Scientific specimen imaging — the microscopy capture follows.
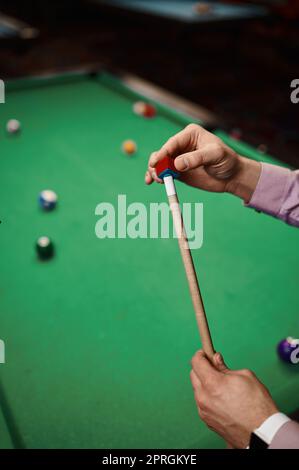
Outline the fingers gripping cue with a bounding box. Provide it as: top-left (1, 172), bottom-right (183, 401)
top-left (156, 156), bottom-right (215, 360)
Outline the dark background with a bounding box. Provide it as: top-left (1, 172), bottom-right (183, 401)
top-left (0, 0), bottom-right (298, 165)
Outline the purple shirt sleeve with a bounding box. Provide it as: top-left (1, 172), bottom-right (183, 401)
top-left (246, 162), bottom-right (299, 227)
top-left (269, 420), bottom-right (299, 449)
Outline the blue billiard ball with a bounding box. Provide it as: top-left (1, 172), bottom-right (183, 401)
top-left (38, 190), bottom-right (58, 211)
top-left (277, 337), bottom-right (299, 364)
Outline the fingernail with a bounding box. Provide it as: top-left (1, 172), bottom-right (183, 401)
top-left (216, 353), bottom-right (223, 364)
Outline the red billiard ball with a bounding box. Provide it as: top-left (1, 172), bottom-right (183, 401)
top-left (257, 144), bottom-right (268, 154)
top-left (229, 128), bottom-right (242, 141)
top-left (143, 103), bottom-right (156, 118)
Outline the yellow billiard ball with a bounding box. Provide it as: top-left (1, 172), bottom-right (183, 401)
top-left (122, 139), bottom-right (137, 155)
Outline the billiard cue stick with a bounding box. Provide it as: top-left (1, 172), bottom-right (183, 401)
top-left (163, 175), bottom-right (215, 360)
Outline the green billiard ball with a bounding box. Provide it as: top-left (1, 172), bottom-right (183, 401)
top-left (36, 236), bottom-right (54, 260)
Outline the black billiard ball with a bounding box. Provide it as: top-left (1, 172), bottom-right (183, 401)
top-left (277, 337), bottom-right (299, 364)
top-left (36, 236), bottom-right (54, 260)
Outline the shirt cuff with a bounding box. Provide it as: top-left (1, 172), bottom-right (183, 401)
top-left (254, 413), bottom-right (291, 445)
top-left (246, 162), bottom-right (291, 217)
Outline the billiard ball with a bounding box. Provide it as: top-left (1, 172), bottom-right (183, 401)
top-left (133, 101), bottom-right (146, 116)
top-left (122, 140), bottom-right (137, 155)
top-left (38, 189), bottom-right (58, 211)
top-left (277, 337), bottom-right (299, 364)
top-left (133, 101), bottom-right (156, 118)
top-left (143, 103), bottom-right (156, 118)
top-left (257, 144), bottom-right (268, 154)
top-left (36, 236), bottom-right (54, 260)
top-left (194, 2), bottom-right (212, 15)
top-left (6, 119), bottom-right (21, 134)
top-left (229, 128), bottom-right (242, 141)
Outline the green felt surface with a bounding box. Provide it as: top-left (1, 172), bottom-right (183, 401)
top-left (0, 403), bottom-right (13, 449)
top-left (0, 72), bottom-right (298, 449)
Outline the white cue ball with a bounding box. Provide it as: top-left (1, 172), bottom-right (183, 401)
top-left (133, 101), bottom-right (146, 116)
top-left (6, 119), bottom-right (21, 134)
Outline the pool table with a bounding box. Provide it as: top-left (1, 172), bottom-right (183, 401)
top-left (0, 69), bottom-right (298, 449)
top-left (94, 0), bottom-right (268, 24)
top-left (0, 13), bottom-right (37, 40)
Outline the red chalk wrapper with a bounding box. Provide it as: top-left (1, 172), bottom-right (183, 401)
top-left (155, 155), bottom-right (180, 180)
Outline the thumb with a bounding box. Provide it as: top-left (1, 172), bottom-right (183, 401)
top-left (191, 350), bottom-right (219, 386)
top-left (212, 352), bottom-right (230, 373)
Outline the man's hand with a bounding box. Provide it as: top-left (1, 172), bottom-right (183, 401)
top-left (190, 350), bottom-right (278, 448)
top-left (145, 124), bottom-right (261, 203)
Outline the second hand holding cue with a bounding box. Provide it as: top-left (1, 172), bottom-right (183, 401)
top-left (156, 156), bottom-right (215, 360)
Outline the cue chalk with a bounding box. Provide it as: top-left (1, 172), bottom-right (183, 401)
top-left (157, 157), bottom-right (215, 360)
